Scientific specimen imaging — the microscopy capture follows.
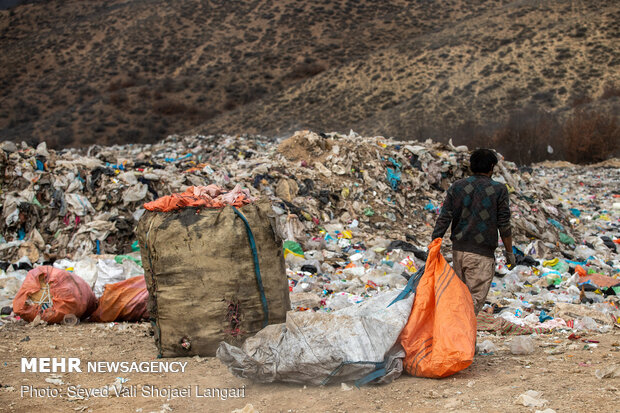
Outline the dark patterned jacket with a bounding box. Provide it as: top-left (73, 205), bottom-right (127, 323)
top-left (431, 174), bottom-right (511, 258)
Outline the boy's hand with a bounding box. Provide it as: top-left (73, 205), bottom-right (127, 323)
top-left (505, 251), bottom-right (516, 267)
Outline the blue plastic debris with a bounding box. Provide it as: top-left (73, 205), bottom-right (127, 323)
top-left (106, 162), bottom-right (125, 170)
top-left (387, 157), bottom-right (401, 168)
top-left (164, 153), bottom-right (193, 163)
top-left (386, 167), bottom-right (401, 190)
top-left (547, 218), bottom-right (565, 231)
top-left (539, 310), bottom-right (553, 323)
top-left (424, 202), bottom-right (440, 213)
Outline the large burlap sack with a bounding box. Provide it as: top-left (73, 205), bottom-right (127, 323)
top-left (13, 266), bottom-right (97, 324)
top-left (137, 200), bottom-right (290, 357)
top-left (90, 275), bottom-right (149, 322)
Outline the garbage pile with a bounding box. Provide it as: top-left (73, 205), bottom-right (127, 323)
top-left (0, 131), bottom-right (618, 333)
top-left (483, 163), bottom-right (620, 334)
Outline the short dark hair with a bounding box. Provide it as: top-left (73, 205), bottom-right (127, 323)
top-left (470, 149), bottom-right (498, 173)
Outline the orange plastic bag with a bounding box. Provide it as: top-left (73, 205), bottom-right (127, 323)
top-left (398, 238), bottom-right (476, 378)
top-left (90, 276), bottom-right (149, 322)
top-left (575, 265), bottom-right (587, 277)
top-left (13, 266), bottom-right (97, 324)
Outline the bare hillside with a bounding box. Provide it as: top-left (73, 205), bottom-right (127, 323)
top-left (0, 0), bottom-right (618, 160)
top-left (195, 1), bottom-right (620, 142)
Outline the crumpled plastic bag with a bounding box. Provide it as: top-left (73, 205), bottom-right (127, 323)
top-left (65, 193), bottom-right (95, 216)
top-left (510, 335), bottom-right (535, 355)
top-left (274, 214), bottom-right (306, 242)
top-left (75, 220), bottom-right (117, 241)
top-left (73, 257), bottom-right (98, 289)
top-left (217, 289), bottom-right (414, 385)
top-left (90, 275), bottom-right (149, 322)
top-left (516, 390), bottom-right (548, 407)
top-left (0, 270), bottom-right (27, 297)
top-left (477, 340), bottom-right (497, 354)
top-left (595, 364), bottom-right (620, 379)
top-left (122, 183), bottom-right (148, 205)
top-left (94, 259), bottom-right (127, 297)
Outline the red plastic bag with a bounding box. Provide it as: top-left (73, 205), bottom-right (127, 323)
top-left (90, 276), bottom-right (149, 322)
top-left (13, 266), bottom-right (97, 324)
top-left (398, 238), bottom-right (476, 378)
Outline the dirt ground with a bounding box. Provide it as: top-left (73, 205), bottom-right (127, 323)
top-left (1, 321), bottom-right (618, 413)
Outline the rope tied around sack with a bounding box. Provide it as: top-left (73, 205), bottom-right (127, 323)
top-left (30, 282), bottom-right (53, 311)
top-left (232, 206), bottom-right (269, 328)
top-left (321, 360), bottom-right (386, 387)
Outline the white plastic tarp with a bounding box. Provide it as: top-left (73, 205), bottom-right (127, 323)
top-left (217, 288), bottom-right (414, 385)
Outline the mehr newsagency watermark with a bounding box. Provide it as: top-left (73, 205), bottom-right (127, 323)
top-left (21, 384), bottom-right (246, 400)
top-left (19, 358), bottom-right (246, 400)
